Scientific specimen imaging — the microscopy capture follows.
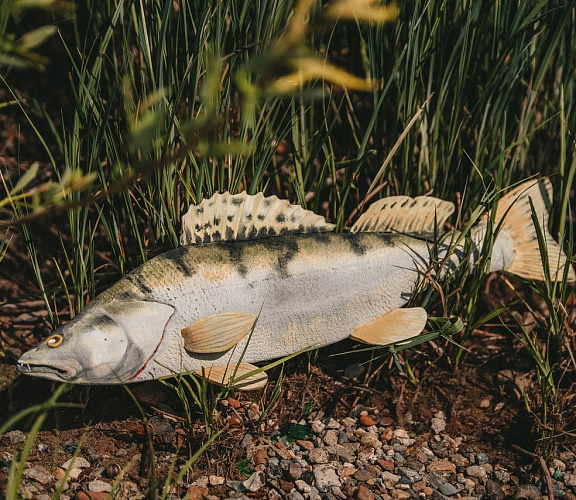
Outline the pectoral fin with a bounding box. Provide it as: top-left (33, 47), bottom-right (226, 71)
top-left (197, 362), bottom-right (268, 391)
top-left (181, 312), bottom-right (256, 353)
top-left (350, 307), bottom-right (427, 345)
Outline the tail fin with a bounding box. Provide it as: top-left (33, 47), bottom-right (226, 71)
top-left (494, 178), bottom-right (575, 282)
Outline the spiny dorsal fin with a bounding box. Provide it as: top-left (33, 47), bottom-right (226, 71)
top-left (181, 312), bottom-right (256, 354)
top-left (350, 195), bottom-right (455, 234)
top-left (492, 178), bottom-right (576, 282)
top-left (350, 307), bottom-right (427, 345)
top-left (197, 362), bottom-right (268, 391)
top-left (180, 192), bottom-right (336, 245)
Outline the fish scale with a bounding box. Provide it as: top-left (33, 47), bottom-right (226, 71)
top-left (17, 180), bottom-right (575, 386)
top-left (121, 232), bottom-right (425, 381)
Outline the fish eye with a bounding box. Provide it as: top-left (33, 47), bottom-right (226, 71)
top-left (46, 334), bottom-right (63, 347)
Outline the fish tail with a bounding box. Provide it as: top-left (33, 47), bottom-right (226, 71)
top-left (488, 178), bottom-right (575, 282)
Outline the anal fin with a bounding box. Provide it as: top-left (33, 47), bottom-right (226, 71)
top-left (350, 307), bottom-right (427, 345)
top-left (197, 362), bottom-right (268, 391)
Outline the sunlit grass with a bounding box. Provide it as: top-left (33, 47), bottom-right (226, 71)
top-left (1, 0), bottom-right (576, 484)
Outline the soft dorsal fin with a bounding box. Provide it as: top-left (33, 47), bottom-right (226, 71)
top-left (351, 195), bottom-right (454, 234)
top-left (350, 307), bottom-right (427, 345)
top-left (197, 362), bottom-right (268, 391)
top-left (180, 192), bottom-right (336, 245)
top-left (181, 312), bottom-right (256, 353)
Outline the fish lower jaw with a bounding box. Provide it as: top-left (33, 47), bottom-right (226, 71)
top-left (16, 360), bottom-right (81, 382)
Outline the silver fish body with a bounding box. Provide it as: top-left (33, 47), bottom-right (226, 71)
top-left (17, 180), bottom-right (575, 385)
top-left (18, 232), bottom-right (434, 383)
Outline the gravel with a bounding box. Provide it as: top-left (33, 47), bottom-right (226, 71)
top-left (3, 401), bottom-right (576, 499)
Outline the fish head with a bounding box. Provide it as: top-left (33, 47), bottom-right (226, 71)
top-left (17, 300), bottom-right (174, 384)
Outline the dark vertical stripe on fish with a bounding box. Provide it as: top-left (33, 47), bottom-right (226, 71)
top-left (226, 244), bottom-right (249, 277)
top-left (275, 238), bottom-right (299, 278)
top-left (170, 249), bottom-right (198, 277)
top-left (125, 274), bottom-right (153, 295)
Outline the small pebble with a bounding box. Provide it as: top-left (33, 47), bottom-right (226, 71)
top-left (63, 441), bottom-right (79, 454)
top-left (380, 427), bottom-right (393, 441)
top-left (288, 489), bottom-right (305, 500)
top-left (412, 480), bottom-right (426, 492)
top-left (308, 448), bottom-right (329, 464)
top-left (288, 462), bottom-right (302, 481)
top-left (326, 418), bottom-right (340, 429)
top-left (390, 489), bottom-right (410, 499)
top-left (338, 430), bottom-right (349, 444)
top-left (430, 411), bottom-right (446, 435)
top-left (196, 476), bottom-right (209, 487)
top-left (381, 471), bottom-right (401, 488)
top-left (75, 492), bottom-right (110, 500)
top-left (253, 448), bottom-right (268, 466)
top-left (451, 453), bottom-right (468, 467)
top-left (87, 480), bottom-right (112, 493)
top-left (226, 480), bottom-right (244, 492)
top-left (486, 479), bottom-right (505, 499)
top-left (359, 415), bottom-right (375, 427)
top-left (515, 484), bottom-right (544, 499)
top-left (280, 478), bottom-right (295, 492)
top-left (360, 432), bottom-right (381, 447)
top-left (350, 405), bottom-right (367, 418)
top-left (439, 483), bottom-right (458, 496)
top-left (377, 459), bottom-right (395, 471)
top-left (323, 430), bottom-right (339, 446)
top-left (313, 464), bottom-right (341, 492)
top-left (398, 467), bottom-right (420, 483)
top-left (103, 464), bottom-right (121, 478)
top-left (209, 475), bottom-right (225, 485)
top-left (241, 434), bottom-right (253, 448)
top-left (356, 483), bottom-right (375, 500)
top-left (23, 466), bottom-right (53, 484)
top-left (466, 465), bottom-right (488, 480)
top-left (62, 457), bottom-right (90, 470)
top-left (426, 471), bottom-right (447, 489)
top-left (353, 469), bottom-right (373, 482)
top-left (2, 430), bottom-right (26, 445)
top-left (427, 459), bottom-right (456, 474)
top-left (344, 363), bottom-right (365, 379)
top-left (295, 479), bottom-right (311, 492)
top-left (186, 485), bottom-right (207, 500)
top-left (227, 397), bottom-right (241, 408)
top-left (66, 467), bottom-right (83, 480)
top-left (243, 471), bottom-right (265, 492)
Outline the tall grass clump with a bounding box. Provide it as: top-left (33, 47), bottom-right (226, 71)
top-left (1, 0), bottom-right (576, 463)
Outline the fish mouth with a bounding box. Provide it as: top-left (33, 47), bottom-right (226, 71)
top-left (16, 359), bottom-right (81, 382)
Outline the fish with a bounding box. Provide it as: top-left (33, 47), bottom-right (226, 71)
top-left (16, 179), bottom-right (575, 387)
